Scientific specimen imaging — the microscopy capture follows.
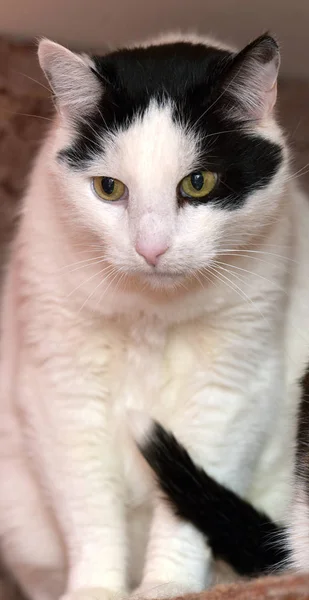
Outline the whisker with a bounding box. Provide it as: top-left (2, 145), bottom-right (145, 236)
top-left (3, 109), bottom-right (53, 122)
top-left (220, 237), bottom-right (292, 249)
top-left (112, 271), bottom-right (127, 299)
top-left (176, 279), bottom-right (190, 292)
top-left (192, 62), bottom-right (246, 129)
top-left (66, 115), bottom-right (103, 152)
top-left (196, 268), bottom-right (217, 288)
top-left (216, 249), bottom-right (297, 263)
top-left (214, 252), bottom-right (296, 271)
top-left (59, 255), bottom-right (106, 273)
top-left (221, 180), bottom-right (237, 194)
top-left (212, 260), bottom-right (285, 290)
top-left (65, 258), bottom-right (109, 275)
top-left (191, 269), bottom-right (206, 289)
top-left (72, 128), bottom-right (103, 152)
top-left (98, 107), bottom-right (108, 130)
top-left (66, 263), bottom-right (114, 299)
top-left (212, 262), bottom-right (283, 304)
top-left (285, 162), bottom-right (309, 179)
top-left (14, 70), bottom-right (52, 93)
top-left (79, 267), bottom-right (119, 313)
top-left (91, 268), bottom-right (125, 310)
top-left (71, 243), bottom-right (106, 251)
top-left (197, 129), bottom-right (241, 144)
top-left (206, 265), bottom-right (273, 330)
top-left (282, 165), bottom-right (309, 184)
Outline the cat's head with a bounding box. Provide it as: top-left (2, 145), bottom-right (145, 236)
top-left (38, 33), bottom-right (287, 292)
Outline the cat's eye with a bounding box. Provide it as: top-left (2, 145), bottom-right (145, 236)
top-left (179, 171), bottom-right (217, 200)
top-left (92, 177), bottom-right (127, 202)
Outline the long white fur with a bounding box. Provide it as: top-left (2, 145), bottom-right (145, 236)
top-left (0, 33), bottom-right (309, 600)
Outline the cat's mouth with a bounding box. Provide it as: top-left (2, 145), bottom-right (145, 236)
top-left (131, 267), bottom-right (208, 295)
top-left (137, 268), bottom-right (188, 288)
top-left (142, 268), bottom-right (186, 279)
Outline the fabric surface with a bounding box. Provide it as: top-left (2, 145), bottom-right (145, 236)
top-left (180, 574), bottom-right (309, 600)
top-left (1, 35), bottom-right (309, 600)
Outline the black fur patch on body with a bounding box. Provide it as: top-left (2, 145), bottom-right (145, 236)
top-left (139, 421), bottom-right (289, 576)
top-left (60, 40), bottom-right (282, 210)
top-left (296, 369), bottom-right (309, 479)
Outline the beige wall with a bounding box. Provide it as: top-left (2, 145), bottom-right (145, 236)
top-left (0, 0), bottom-right (308, 77)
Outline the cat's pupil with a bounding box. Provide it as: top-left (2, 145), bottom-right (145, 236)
top-left (190, 172), bottom-right (204, 191)
top-left (102, 177), bottom-right (115, 195)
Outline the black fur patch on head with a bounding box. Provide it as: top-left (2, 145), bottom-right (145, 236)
top-left (59, 40), bottom-right (283, 210)
top-left (139, 421), bottom-right (289, 576)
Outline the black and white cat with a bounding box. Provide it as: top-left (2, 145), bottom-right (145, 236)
top-left (0, 31), bottom-right (309, 600)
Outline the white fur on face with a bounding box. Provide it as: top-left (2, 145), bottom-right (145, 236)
top-left (51, 99), bottom-right (286, 290)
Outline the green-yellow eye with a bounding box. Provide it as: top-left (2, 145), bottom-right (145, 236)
top-left (179, 171), bottom-right (217, 200)
top-left (92, 176), bottom-right (127, 202)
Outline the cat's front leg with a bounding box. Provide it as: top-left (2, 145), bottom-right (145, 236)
top-left (131, 499), bottom-right (209, 599)
top-left (43, 395), bottom-right (127, 600)
top-left (131, 498), bottom-right (209, 599)
top-left (22, 334), bottom-right (127, 600)
top-left (37, 385), bottom-right (126, 600)
top-left (61, 589), bottom-right (123, 600)
top-left (127, 419), bottom-right (213, 597)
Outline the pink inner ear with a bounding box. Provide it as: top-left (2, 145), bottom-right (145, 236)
top-left (265, 81), bottom-right (278, 115)
top-left (262, 55), bottom-right (279, 114)
top-left (228, 46), bottom-right (280, 122)
top-left (229, 69), bottom-right (278, 121)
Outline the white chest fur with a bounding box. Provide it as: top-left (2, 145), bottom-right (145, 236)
top-left (110, 314), bottom-right (223, 500)
top-left (68, 298), bottom-right (286, 517)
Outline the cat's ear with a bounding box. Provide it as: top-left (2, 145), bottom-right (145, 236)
top-left (38, 39), bottom-right (102, 117)
top-left (224, 34), bottom-right (280, 121)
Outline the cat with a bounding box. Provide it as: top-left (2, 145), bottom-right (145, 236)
top-left (131, 413), bottom-right (289, 577)
top-left (0, 30), bottom-right (309, 600)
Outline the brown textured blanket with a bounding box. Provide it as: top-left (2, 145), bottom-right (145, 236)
top-left (180, 574), bottom-right (309, 600)
top-left (1, 36), bottom-right (309, 600)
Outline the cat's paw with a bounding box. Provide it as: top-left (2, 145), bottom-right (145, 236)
top-left (130, 582), bottom-right (191, 600)
top-left (61, 588), bottom-right (123, 600)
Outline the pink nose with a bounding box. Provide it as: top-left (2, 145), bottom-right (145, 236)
top-left (135, 239), bottom-right (169, 266)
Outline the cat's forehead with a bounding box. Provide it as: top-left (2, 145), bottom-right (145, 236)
top-left (93, 42), bottom-right (232, 103)
top-left (60, 41), bottom-right (233, 170)
top-left (89, 101), bottom-right (199, 184)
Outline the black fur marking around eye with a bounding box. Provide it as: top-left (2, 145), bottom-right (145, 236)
top-left (59, 41), bottom-right (283, 210)
top-left (139, 421), bottom-right (289, 576)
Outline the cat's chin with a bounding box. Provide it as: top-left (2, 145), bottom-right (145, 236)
top-left (139, 271), bottom-right (185, 290)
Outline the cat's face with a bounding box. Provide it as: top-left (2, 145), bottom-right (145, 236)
top-left (39, 34), bottom-right (287, 291)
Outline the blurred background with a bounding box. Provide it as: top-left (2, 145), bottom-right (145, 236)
top-left (1, 0), bottom-right (309, 77)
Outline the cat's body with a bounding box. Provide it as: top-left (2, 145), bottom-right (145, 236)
top-left (0, 32), bottom-right (309, 600)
